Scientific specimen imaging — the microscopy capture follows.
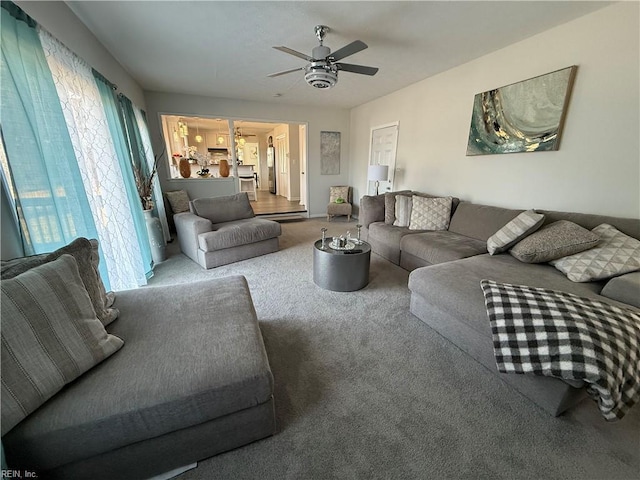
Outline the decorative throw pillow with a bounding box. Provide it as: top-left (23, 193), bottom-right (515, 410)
top-left (408, 196), bottom-right (453, 231)
top-left (509, 220), bottom-right (600, 264)
top-left (165, 190), bottom-right (190, 213)
top-left (1, 255), bottom-right (124, 435)
top-left (393, 195), bottom-right (413, 227)
top-left (0, 238), bottom-right (119, 326)
top-left (481, 279), bottom-right (640, 421)
top-left (486, 210), bottom-right (545, 255)
top-left (551, 223), bottom-right (640, 282)
top-left (329, 186), bottom-right (349, 204)
top-left (384, 190), bottom-right (412, 224)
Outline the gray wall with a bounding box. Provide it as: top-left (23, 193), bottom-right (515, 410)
top-left (349, 3), bottom-right (640, 219)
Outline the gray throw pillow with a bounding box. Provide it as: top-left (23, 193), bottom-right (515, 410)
top-left (1, 238), bottom-right (119, 326)
top-left (551, 223), bottom-right (640, 282)
top-left (165, 190), bottom-right (190, 213)
top-left (487, 210), bottom-right (545, 255)
top-left (192, 192), bottom-right (255, 224)
top-left (1, 255), bottom-right (124, 435)
top-left (384, 190), bottom-right (412, 225)
top-left (509, 220), bottom-right (600, 264)
top-left (392, 195), bottom-right (413, 227)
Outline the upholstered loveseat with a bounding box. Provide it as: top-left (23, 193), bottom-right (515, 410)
top-left (360, 191), bottom-right (640, 416)
top-left (1, 239), bottom-right (275, 478)
top-left (175, 192), bottom-right (281, 269)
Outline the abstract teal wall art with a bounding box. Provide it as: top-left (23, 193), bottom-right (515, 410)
top-left (466, 66), bottom-right (577, 156)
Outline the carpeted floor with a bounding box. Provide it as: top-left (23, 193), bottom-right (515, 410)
top-left (149, 218), bottom-right (639, 480)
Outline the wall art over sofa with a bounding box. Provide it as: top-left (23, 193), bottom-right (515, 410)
top-left (466, 66), bottom-right (577, 156)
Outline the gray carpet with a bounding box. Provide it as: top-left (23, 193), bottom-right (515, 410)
top-left (149, 218), bottom-right (639, 480)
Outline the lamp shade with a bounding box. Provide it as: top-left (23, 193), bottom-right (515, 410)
top-left (368, 164), bottom-right (389, 182)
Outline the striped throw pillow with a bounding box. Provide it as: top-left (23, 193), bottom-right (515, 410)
top-left (487, 210), bottom-right (545, 255)
top-left (1, 255), bottom-right (124, 435)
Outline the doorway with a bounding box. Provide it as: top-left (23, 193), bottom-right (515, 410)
top-left (159, 115), bottom-right (308, 216)
top-left (368, 122), bottom-right (399, 195)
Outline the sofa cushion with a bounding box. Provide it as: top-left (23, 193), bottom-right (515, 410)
top-left (393, 195), bottom-right (413, 227)
top-left (368, 221), bottom-right (424, 264)
top-left (191, 192), bottom-right (255, 224)
top-left (551, 224), bottom-right (640, 282)
top-left (401, 231), bottom-right (487, 265)
top-left (408, 254), bottom-right (604, 340)
top-left (1, 255), bottom-right (124, 435)
top-left (198, 218), bottom-right (282, 252)
top-left (448, 202), bottom-right (524, 242)
top-left (2, 275), bottom-right (274, 472)
top-left (1, 238), bottom-right (118, 327)
top-left (509, 220), bottom-right (600, 264)
top-left (487, 209), bottom-right (545, 255)
top-left (601, 272), bottom-right (640, 308)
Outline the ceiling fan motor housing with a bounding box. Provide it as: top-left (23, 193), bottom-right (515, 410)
top-left (305, 63), bottom-right (338, 89)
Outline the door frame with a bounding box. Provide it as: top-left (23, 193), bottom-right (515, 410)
top-left (368, 121), bottom-right (399, 195)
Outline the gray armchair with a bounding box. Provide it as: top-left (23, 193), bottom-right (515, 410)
top-left (174, 192), bottom-right (281, 269)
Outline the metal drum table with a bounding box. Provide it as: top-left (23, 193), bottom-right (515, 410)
top-left (313, 238), bottom-right (371, 292)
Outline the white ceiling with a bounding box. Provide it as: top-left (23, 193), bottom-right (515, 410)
top-left (67, 1), bottom-right (611, 110)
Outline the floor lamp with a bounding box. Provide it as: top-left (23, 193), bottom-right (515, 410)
top-left (368, 164), bottom-right (389, 195)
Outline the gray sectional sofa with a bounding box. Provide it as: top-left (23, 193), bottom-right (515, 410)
top-left (2, 270), bottom-right (275, 478)
top-left (360, 192), bottom-right (640, 416)
top-left (175, 192), bottom-right (281, 269)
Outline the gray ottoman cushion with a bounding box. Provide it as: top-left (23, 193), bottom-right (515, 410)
top-left (400, 231), bottom-right (487, 265)
top-left (3, 276), bottom-right (273, 472)
top-left (198, 218), bottom-right (282, 252)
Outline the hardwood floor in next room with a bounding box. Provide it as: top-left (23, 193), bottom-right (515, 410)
top-left (251, 189), bottom-right (307, 215)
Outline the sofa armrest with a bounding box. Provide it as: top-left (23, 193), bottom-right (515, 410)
top-left (174, 212), bottom-right (213, 263)
top-left (359, 194), bottom-right (385, 229)
top-left (600, 271), bottom-right (640, 309)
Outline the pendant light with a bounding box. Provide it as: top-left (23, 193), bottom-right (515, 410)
top-left (195, 123), bottom-right (203, 143)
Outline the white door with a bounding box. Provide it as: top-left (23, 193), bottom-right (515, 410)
top-left (368, 123), bottom-right (399, 195)
top-left (276, 134), bottom-right (289, 198)
top-left (299, 124), bottom-right (307, 207)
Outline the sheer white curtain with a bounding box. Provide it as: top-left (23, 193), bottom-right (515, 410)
top-left (38, 28), bottom-right (147, 290)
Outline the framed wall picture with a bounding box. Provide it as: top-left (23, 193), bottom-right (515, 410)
top-left (466, 66), bottom-right (577, 156)
top-left (320, 131), bottom-right (341, 175)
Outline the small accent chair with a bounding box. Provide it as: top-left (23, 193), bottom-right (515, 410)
top-left (327, 186), bottom-right (352, 222)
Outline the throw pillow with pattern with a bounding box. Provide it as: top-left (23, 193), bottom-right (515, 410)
top-left (487, 210), bottom-right (545, 255)
top-left (409, 196), bottom-right (453, 231)
top-left (509, 220), bottom-right (600, 264)
top-left (551, 223), bottom-right (640, 282)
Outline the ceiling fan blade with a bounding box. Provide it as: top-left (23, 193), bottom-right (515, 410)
top-left (336, 63), bottom-right (379, 76)
top-left (329, 40), bottom-right (368, 61)
top-left (268, 67), bottom-right (305, 78)
top-left (273, 46), bottom-right (312, 62)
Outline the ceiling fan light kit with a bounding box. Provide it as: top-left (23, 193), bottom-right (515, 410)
top-left (269, 25), bottom-right (378, 90)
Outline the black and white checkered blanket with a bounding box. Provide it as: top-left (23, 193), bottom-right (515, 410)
top-left (481, 279), bottom-right (640, 420)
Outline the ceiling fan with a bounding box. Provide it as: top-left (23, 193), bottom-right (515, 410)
top-left (268, 25), bottom-right (378, 89)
